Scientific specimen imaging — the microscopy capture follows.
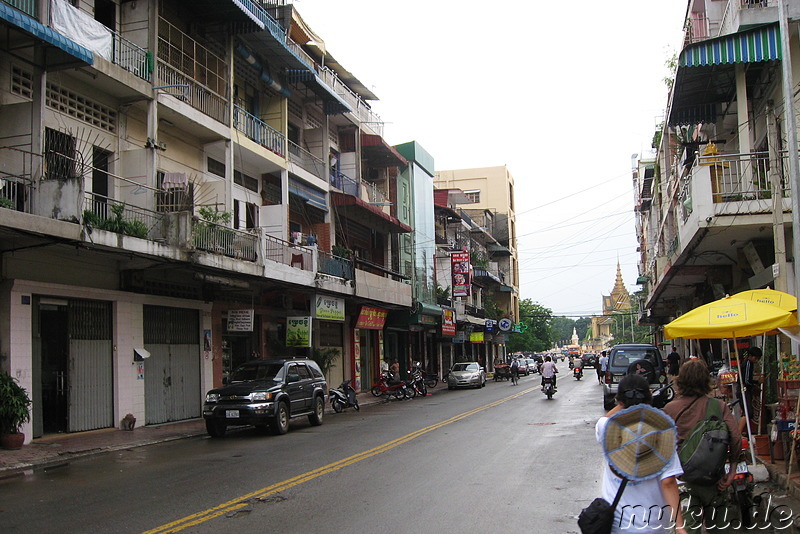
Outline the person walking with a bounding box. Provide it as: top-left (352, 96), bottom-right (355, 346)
top-left (597, 350), bottom-right (609, 385)
top-left (667, 348), bottom-right (681, 378)
top-left (663, 359), bottom-right (741, 534)
top-left (595, 374), bottom-right (686, 533)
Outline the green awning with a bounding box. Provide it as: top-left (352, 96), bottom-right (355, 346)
top-left (679, 23), bottom-right (780, 67)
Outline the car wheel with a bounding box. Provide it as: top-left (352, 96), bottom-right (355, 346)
top-left (332, 398), bottom-right (344, 413)
top-left (271, 401), bottom-right (289, 434)
top-left (308, 395), bottom-right (324, 426)
top-left (448, 385), bottom-right (454, 390)
top-left (205, 419), bottom-right (226, 438)
top-left (481, 378), bottom-right (486, 387)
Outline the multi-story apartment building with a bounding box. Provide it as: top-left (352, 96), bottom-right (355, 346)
top-left (433, 165), bottom-right (520, 368)
top-left (0, 0), bottom-right (413, 441)
top-left (635, 0), bottom-right (799, 358)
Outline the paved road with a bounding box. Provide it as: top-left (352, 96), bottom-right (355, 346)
top-left (0, 369), bottom-right (605, 534)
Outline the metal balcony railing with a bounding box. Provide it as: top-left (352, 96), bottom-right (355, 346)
top-left (4, 0), bottom-right (36, 17)
top-left (318, 67), bottom-right (384, 136)
top-left (84, 192), bottom-right (165, 241)
top-left (288, 141), bottom-right (326, 178)
top-left (694, 150), bottom-right (790, 203)
top-left (317, 249), bottom-right (353, 280)
top-left (113, 32), bottom-right (151, 82)
top-left (331, 169), bottom-right (358, 196)
top-left (0, 146), bottom-right (38, 213)
top-left (233, 105), bottom-right (286, 157)
top-left (193, 220), bottom-right (258, 261)
top-left (263, 233), bottom-right (313, 270)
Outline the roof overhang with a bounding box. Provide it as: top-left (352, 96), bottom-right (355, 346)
top-left (331, 191), bottom-right (411, 233)
top-left (669, 24), bottom-right (780, 126)
top-left (0, 2), bottom-right (93, 69)
top-left (361, 133), bottom-right (408, 167)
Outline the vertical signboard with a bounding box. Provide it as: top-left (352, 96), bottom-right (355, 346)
top-left (441, 307), bottom-right (456, 336)
top-left (451, 251), bottom-right (471, 297)
top-left (286, 316), bottom-right (312, 347)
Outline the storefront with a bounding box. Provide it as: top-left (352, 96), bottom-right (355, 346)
top-left (352, 305), bottom-right (388, 392)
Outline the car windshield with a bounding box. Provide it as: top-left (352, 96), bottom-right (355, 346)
top-left (453, 363), bottom-right (478, 372)
top-left (613, 350), bottom-right (659, 367)
top-left (230, 363), bottom-right (283, 382)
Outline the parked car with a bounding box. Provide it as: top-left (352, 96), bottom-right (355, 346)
top-left (602, 344), bottom-right (667, 410)
top-left (447, 362), bottom-right (487, 389)
top-left (203, 359), bottom-right (328, 437)
top-left (515, 359), bottom-right (530, 376)
top-left (581, 353), bottom-right (597, 368)
top-left (525, 358), bottom-right (539, 374)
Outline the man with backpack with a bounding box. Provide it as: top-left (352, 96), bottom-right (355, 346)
top-left (663, 359), bottom-right (741, 533)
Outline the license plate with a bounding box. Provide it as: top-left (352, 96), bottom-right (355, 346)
top-left (225, 410), bottom-right (239, 418)
top-left (724, 461), bottom-right (748, 474)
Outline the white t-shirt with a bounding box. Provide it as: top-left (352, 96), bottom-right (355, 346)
top-left (595, 416), bottom-right (683, 532)
top-left (599, 355), bottom-right (609, 372)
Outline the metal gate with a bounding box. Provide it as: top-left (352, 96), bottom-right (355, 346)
top-left (68, 299), bottom-right (113, 432)
top-left (143, 306), bottom-right (200, 424)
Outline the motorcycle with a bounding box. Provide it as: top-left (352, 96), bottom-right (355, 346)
top-left (330, 379), bottom-right (360, 413)
top-left (406, 369), bottom-right (428, 398)
top-left (542, 376), bottom-right (556, 399)
top-left (370, 372), bottom-right (410, 400)
top-left (725, 399), bottom-right (761, 528)
top-left (573, 367), bottom-right (583, 380)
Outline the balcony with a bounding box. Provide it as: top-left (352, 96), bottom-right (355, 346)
top-left (193, 219), bottom-right (258, 261)
top-left (288, 141), bottom-right (326, 179)
top-left (156, 18), bottom-right (228, 125)
top-left (4, 0), bottom-right (35, 17)
top-left (317, 249), bottom-right (353, 280)
top-left (233, 105), bottom-right (286, 158)
top-left (84, 192), bottom-right (165, 242)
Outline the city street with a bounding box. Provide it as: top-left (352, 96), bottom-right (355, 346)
top-left (0, 368), bottom-right (603, 534)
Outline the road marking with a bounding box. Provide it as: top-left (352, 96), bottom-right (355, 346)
top-left (143, 387), bottom-right (535, 533)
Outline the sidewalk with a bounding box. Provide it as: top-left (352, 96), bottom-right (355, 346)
top-left (0, 389), bottom-right (394, 480)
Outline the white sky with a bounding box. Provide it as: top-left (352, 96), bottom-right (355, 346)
top-left (294, 0), bottom-right (687, 317)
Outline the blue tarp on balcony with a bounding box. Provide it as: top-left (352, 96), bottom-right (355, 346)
top-left (289, 177), bottom-right (328, 212)
top-left (1, 2), bottom-right (93, 67)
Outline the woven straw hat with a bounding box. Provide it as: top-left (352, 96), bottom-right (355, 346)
top-left (603, 404), bottom-right (677, 480)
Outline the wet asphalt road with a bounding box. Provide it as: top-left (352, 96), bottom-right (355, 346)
top-left (0, 366), bottom-right (605, 534)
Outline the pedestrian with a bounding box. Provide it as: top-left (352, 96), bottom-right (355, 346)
top-left (595, 374), bottom-right (686, 533)
top-left (741, 347), bottom-right (763, 430)
top-left (667, 348), bottom-right (681, 378)
top-left (597, 350), bottom-right (609, 385)
top-left (663, 359), bottom-right (741, 533)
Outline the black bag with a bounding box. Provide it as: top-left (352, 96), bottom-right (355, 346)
top-left (578, 479), bottom-right (628, 534)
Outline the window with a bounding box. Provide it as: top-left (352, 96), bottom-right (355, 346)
top-left (44, 128), bottom-right (76, 180)
top-left (245, 202), bottom-right (257, 229)
top-left (234, 170), bottom-right (258, 192)
top-left (207, 157), bottom-right (225, 178)
top-left (464, 190), bottom-right (480, 203)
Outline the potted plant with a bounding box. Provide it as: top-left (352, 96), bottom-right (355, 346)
top-left (0, 371), bottom-right (32, 450)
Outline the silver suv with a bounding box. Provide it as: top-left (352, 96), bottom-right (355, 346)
top-left (203, 359), bottom-right (328, 437)
top-left (602, 344), bottom-right (667, 410)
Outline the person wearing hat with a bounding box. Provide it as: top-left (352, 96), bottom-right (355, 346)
top-left (663, 359), bottom-right (741, 533)
top-left (596, 374), bottom-right (686, 533)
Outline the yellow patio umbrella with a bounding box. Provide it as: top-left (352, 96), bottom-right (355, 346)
top-left (732, 288), bottom-right (798, 312)
top-left (664, 295), bottom-right (798, 465)
top-left (663, 296), bottom-right (796, 340)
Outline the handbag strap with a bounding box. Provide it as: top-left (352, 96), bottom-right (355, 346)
top-left (674, 395), bottom-right (702, 424)
top-left (610, 478), bottom-right (628, 509)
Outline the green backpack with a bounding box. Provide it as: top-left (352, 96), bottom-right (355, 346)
top-left (676, 397), bottom-right (731, 486)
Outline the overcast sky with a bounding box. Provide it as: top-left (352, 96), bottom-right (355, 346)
top-left (294, 0), bottom-right (687, 317)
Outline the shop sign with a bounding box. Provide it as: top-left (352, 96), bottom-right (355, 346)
top-left (418, 314), bottom-right (437, 325)
top-left (470, 332), bottom-right (484, 343)
top-left (441, 307), bottom-right (456, 336)
top-left (355, 306), bottom-right (388, 329)
top-left (315, 295), bottom-right (345, 321)
top-left (451, 251), bottom-right (471, 297)
top-left (227, 309), bottom-right (254, 332)
top-left (453, 331), bottom-right (465, 343)
top-left (485, 319), bottom-right (497, 332)
top-left (286, 316), bottom-right (312, 347)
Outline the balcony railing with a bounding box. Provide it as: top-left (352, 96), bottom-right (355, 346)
top-left (695, 150), bottom-right (789, 203)
top-left (288, 141), bottom-right (326, 178)
top-left (318, 249), bottom-right (353, 280)
top-left (84, 192), bottom-right (165, 241)
top-left (263, 233), bottom-right (313, 270)
top-left (233, 105), bottom-right (286, 157)
top-left (4, 0), bottom-right (36, 17)
top-left (157, 18), bottom-right (228, 124)
top-left (113, 32), bottom-right (151, 82)
top-left (194, 220), bottom-right (258, 261)
top-left (0, 146), bottom-right (38, 213)
top-left (318, 67), bottom-right (384, 136)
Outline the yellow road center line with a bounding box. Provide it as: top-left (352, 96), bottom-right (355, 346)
top-left (143, 387), bottom-right (534, 534)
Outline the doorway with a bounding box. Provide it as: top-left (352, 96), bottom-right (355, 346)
top-left (39, 302), bottom-right (69, 434)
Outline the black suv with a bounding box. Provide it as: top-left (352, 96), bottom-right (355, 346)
top-left (203, 359), bottom-right (328, 437)
top-left (602, 344), bottom-right (667, 410)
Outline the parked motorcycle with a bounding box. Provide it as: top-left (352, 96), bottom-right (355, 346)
top-left (725, 399), bottom-right (761, 527)
top-left (573, 367), bottom-right (583, 380)
top-left (406, 369), bottom-right (428, 398)
top-left (370, 373), bottom-right (410, 400)
top-left (330, 379), bottom-right (360, 412)
top-left (542, 376), bottom-right (556, 399)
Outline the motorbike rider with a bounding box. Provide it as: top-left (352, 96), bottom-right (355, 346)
top-left (572, 355), bottom-right (583, 377)
top-left (540, 355), bottom-right (558, 390)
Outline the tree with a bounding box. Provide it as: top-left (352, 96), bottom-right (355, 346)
top-left (506, 299), bottom-right (554, 353)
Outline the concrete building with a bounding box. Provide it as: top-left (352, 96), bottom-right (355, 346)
top-left (635, 0), bottom-right (800, 360)
top-left (0, 0), bottom-right (414, 441)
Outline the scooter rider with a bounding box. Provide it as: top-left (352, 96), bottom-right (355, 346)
top-left (540, 355), bottom-right (558, 391)
top-left (572, 355), bottom-right (583, 377)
